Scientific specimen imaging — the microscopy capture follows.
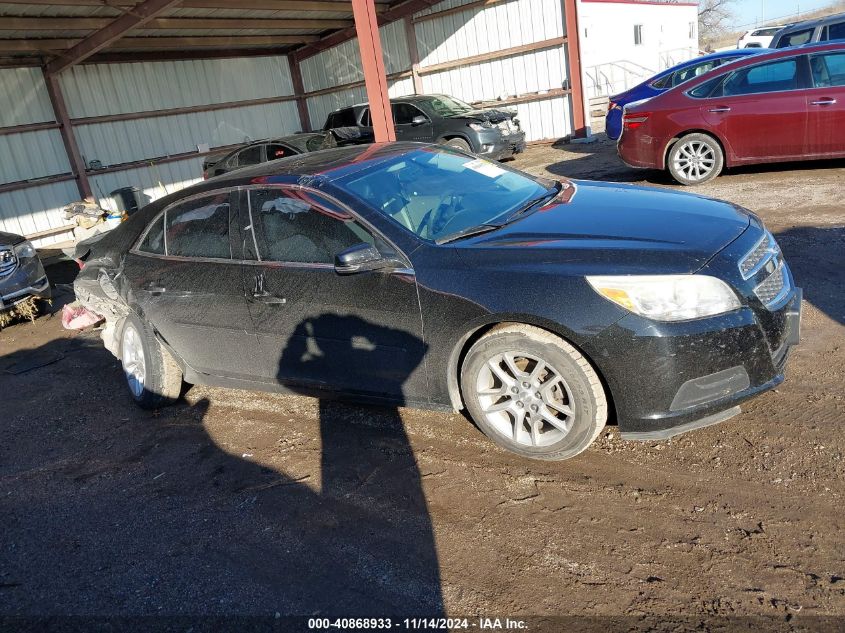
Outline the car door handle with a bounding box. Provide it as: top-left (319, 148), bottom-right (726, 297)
top-left (144, 282), bottom-right (166, 295)
top-left (249, 291), bottom-right (287, 305)
top-left (708, 106), bottom-right (731, 113)
top-left (810, 98), bottom-right (836, 106)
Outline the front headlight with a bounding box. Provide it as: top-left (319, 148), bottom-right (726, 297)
top-left (14, 240), bottom-right (36, 259)
top-left (468, 121), bottom-right (493, 131)
top-left (586, 274), bottom-right (740, 321)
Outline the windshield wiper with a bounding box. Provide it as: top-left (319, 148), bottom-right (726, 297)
top-left (435, 223), bottom-right (503, 245)
top-left (502, 181), bottom-right (563, 223)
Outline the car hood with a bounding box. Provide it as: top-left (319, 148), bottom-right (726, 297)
top-left (447, 108), bottom-right (516, 123)
top-left (456, 180), bottom-right (751, 275)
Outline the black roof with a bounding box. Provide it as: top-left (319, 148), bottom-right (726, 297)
top-left (206, 142), bottom-right (425, 185)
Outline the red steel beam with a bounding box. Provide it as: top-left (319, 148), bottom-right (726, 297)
top-left (351, 0), bottom-right (395, 142)
top-left (289, 56), bottom-right (312, 132)
top-left (43, 72), bottom-right (92, 199)
top-left (563, 0), bottom-right (586, 138)
top-left (44, 0), bottom-right (181, 76)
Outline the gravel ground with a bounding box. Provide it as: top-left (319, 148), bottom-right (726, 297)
top-left (1, 141), bottom-right (843, 629)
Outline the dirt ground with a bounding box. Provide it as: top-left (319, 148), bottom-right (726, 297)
top-left (1, 140), bottom-right (843, 629)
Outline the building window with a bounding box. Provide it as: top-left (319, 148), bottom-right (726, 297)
top-left (634, 24), bottom-right (643, 46)
top-left (689, 22), bottom-right (696, 39)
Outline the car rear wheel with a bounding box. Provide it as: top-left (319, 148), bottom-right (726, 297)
top-left (442, 137), bottom-right (472, 153)
top-left (120, 314), bottom-right (183, 409)
top-left (667, 133), bottom-right (724, 185)
top-left (460, 324), bottom-right (607, 461)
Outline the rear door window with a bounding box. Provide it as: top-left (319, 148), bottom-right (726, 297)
top-left (235, 145), bottom-right (262, 167)
top-left (326, 108), bottom-right (357, 128)
top-left (822, 21), bottom-right (845, 41)
top-left (672, 60), bottom-right (718, 86)
top-left (164, 192), bottom-right (232, 259)
top-left (777, 28), bottom-right (813, 47)
top-left (723, 59), bottom-right (799, 95)
top-left (266, 143), bottom-right (297, 161)
top-left (360, 108), bottom-right (372, 127)
top-left (810, 52), bottom-right (845, 87)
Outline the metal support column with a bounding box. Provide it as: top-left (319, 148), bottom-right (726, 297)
top-left (351, 0), bottom-right (396, 142)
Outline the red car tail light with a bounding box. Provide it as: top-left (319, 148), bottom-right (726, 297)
top-left (623, 112), bottom-right (651, 130)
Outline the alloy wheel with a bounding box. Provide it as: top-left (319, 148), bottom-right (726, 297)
top-left (122, 324), bottom-right (146, 399)
top-left (475, 352), bottom-right (575, 447)
top-left (671, 140), bottom-right (716, 182)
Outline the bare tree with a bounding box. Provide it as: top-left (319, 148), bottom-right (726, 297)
top-left (699, 0), bottom-right (736, 46)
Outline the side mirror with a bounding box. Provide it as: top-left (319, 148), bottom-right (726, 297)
top-left (334, 243), bottom-right (403, 275)
top-left (411, 115), bottom-right (428, 126)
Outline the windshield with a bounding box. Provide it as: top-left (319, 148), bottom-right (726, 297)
top-left (422, 95), bottom-right (475, 117)
top-left (336, 147), bottom-right (554, 242)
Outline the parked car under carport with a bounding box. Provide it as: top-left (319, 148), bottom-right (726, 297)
top-left (0, 232), bottom-right (51, 325)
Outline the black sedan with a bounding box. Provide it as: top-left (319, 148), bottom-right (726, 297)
top-left (201, 132), bottom-right (333, 179)
top-left (74, 143), bottom-right (801, 460)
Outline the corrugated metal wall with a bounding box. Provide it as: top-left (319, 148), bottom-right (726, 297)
top-left (58, 57), bottom-right (295, 118)
top-left (0, 180), bottom-right (78, 247)
top-left (414, 0), bottom-right (572, 142)
top-left (0, 67), bottom-right (55, 127)
top-left (0, 56), bottom-right (299, 245)
top-left (300, 20), bottom-right (414, 129)
top-left (301, 0), bottom-right (574, 142)
top-left (0, 67), bottom-right (75, 244)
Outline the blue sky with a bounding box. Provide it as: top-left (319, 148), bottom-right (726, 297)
top-left (732, 0), bottom-right (838, 29)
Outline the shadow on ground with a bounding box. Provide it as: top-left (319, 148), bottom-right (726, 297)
top-left (541, 136), bottom-right (845, 185)
top-left (0, 313), bottom-right (444, 616)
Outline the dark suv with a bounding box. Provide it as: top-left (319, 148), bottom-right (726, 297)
top-left (323, 94), bottom-right (526, 161)
top-left (771, 12), bottom-right (845, 48)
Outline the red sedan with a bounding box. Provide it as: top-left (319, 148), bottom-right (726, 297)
top-left (618, 42), bottom-right (845, 185)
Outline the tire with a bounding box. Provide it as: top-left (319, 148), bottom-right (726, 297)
top-left (442, 137), bottom-right (472, 153)
top-left (120, 313), bottom-right (183, 409)
top-left (460, 324), bottom-right (607, 461)
top-left (666, 132), bottom-right (724, 186)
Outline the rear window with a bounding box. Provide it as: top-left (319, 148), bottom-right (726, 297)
top-left (822, 21), bottom-right (845, 41)
top-left (752, 27), bottom-right (782, 36)
top-left (325, 108), bottom-right (357, 129)
top-left (672, 60), bottom-right (718, 86)
top-left (649, 73), bottom-right (671, 89)
top-left (138, 214), bottom-right (165, 255)
top-left (776, 28), bottom-right (813, 47)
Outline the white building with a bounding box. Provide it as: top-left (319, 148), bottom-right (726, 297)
top-left (579, 0), bottom-right (700, 98)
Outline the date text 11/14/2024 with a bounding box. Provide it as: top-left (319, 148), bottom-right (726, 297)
top-left (307, 617), bottom-right (528, 630)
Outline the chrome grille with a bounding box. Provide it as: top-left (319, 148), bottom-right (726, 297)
top-left (0, 249), bottom-right (17, 278)
top-left (739, 231), bottom-right (778, 279)
top-left (754, 261), bottom-right (788, 308)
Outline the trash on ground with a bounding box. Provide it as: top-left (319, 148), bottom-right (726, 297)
top-left (61, 302), bottom-right (104, 330)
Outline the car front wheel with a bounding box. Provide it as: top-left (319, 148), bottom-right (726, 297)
top-left (461, 324), bottom-right (607, 461)
top-left (442, 137), bottom-right (472, 153)
top-left (120, 314), bottom-right (183, 409)
top-left (667, 133), bottom-right (724, 185)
